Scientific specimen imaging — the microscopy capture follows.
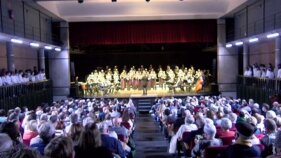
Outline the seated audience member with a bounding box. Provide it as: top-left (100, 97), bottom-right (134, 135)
top-left (23, 120), bottom-right (38, 146)
top-left (67, 122), bottom-right (83, 146)
top-left (0, 121), bottom-right (25, 149)
top-left (261, 119), bottom-right (277, 157)
top-left (100, 123), bottom-right (126, 158)
top-left (45, 136), bottom-right (74, 158)
top-left (30, 122), bottom-right (55, 155)
top-left (216, 118), bottom-right (235, 138)
top-left (218, 121), bottom-right (261, 158)
top-left (191, 123), bottom-right (222, 158)
top-left (74, 123), bottom-right (113, 158)
top-left (65, 113), bottom-right (78, 135)
top-left (0, 109), bottom-right (7, 123)
top-left (183, 114), bottom-right (205, 145)
top-left (267, 130), bottom-right (281, 158)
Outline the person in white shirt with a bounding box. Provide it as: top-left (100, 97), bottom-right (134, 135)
top-left (244, 66), bottom-right (253, 77)
top-left (277, 64), bottom-right (281, 79)
top-left (4, 72), bottom-right (12, 85)
top-left (0, 77), bottom-right (3, 86)
top-left (266, 67), bottom-right (275, 79)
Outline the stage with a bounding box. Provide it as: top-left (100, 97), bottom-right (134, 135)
top-left (77, 84), bottom-right (218, 99)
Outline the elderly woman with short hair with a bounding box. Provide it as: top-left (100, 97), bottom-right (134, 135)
top-left (216, 118), bottom-right (235, 138)
top-left (191, 123), bottom-right (222, 158)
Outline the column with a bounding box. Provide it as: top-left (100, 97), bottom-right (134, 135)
top-left (6, 42), bottom-right (15, 72)
top-left (217, 19), bottom-right (238, 98)
top-left (243, 44), bottom-right (249, 73)
top-left (275, 36), bottom-right (281, 68)
top-left (48, 21), bottom-right (70, 100)
top-left (38, 48), bottom-right (45, 70)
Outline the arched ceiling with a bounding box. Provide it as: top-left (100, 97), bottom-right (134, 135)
top-left (35, 0), bottom-right (248, 22)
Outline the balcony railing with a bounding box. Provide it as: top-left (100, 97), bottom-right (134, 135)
top-left (237, 76), bottom-right (281, 104)
top-left (0, 80), bottom-right (53, 111)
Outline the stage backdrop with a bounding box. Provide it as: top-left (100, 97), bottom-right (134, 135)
top-left (69, 20), bottom-right (217, 46)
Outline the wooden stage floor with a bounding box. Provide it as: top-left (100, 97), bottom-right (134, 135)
top-left (80, 86), bottom-right (217, 98)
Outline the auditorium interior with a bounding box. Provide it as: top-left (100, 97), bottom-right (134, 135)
top-left (1, 0), bottom-right (281, 158)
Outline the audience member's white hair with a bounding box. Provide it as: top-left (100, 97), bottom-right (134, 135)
top-left (266, 110), bottom-right (277, 120)
top-left (220, 118), bottom-right (232, 130)
top-left (204, 124), bottom-right (216, 138)
top-left (204, 118), bottom-right (214, 125)
top-left (228, 113), bottom-right (237, 123)
top-left (27, 120), bottom-right (38, 132)
top-left (184, 110), bottom-right (191, 117)
top-left (0, 133), bottom-right (13, 152)
top-left (38, 122), bottom-right (55, 139)
top-left (253, 103), bottom-right (259, 109)
top-left (185, 115), bottom-right (195, 124)
top-left (83, 117), bottom-right (94, 127)
top-left (247, 116), bottom-right (257, 126)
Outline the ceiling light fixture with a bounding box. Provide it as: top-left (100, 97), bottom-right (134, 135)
top-left (226, 44), bottom-right (232, 48)
top-left (30, 42), bottom-right (40, 47)
top-left (11, 39), bottom-right (23, 44)
top-left (44, 46), bottom-right (53, 50)
top-left (235, 41), bottom-right (243, 46)
top-left (267, 33), bottom-right (279, 38)
top-left (55, 48), bottom-right (61, 52)
top-left (249, 38), bottom-right (259, 43)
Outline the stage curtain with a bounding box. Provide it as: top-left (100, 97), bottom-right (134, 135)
top-left (69, 20), bottom-right (216, 45)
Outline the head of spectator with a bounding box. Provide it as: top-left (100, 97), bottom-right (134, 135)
top-left (262, 103), bottom-right (270, 113)
top-left (266, 110), bottom-right (276, 120)
top-left (44, 136), bottom-right (74, 158)
top-left (0, 133), bottom-right (13, 152)
top-left (195, 115), bottom-right (205, 129)
top-left (203, 124), bottom-right (216, 140)
top-left (68, 122), bottom-right (83, 144)
top-left (18, 149), bottom-right (41, 158)
top-left (246, 116), bottom-right (258, 126)
top-left (228, 112), bottom-right (237, 124)
top-left (70, 113), bottom-right (78, 124)
top-left (235, 121), bottom-right (257, 140)
top-left (221, 118), bottom-right (232, 131)
top-left (38, 122), bottom-right (55, 143)
top-left (264, 119), bottom-right (277, 134)
top-left (185, 115), bottom-right (195, 125)
top-left (0, 122), bottom-right (20, 142)
top-left (26, 120), bottom-right (38, 133)
top-left (49, 115), bottom-right (58, 127)
top-left (77, 122), bottom-right (101, 150)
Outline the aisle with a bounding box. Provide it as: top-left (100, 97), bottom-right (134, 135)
top-left (134, 114), bottom-right (173, 158)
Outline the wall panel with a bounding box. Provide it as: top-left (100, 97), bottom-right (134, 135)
top-left (24, 4), bottom-right (40, 41)
top-left (13, 45), bottom-right (38, 71)
top-left (234, 9), bottom-right (247, 39)
top-left (247, 1), bottom-right (264, 36)
top-left (0, 42), bottom-right (6, 69)
top-left (249, 40), bottom-right (275, 66)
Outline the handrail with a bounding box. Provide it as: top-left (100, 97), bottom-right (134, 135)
top-left (237, 76), bottom-right (281, 104)
top-left (0, 80), bottom-right (53, 111)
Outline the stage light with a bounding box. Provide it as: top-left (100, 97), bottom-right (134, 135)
top-left (11, 38), bottom-right (23, 44)
top-left (78, 0), bottom-right (83, 4)
top-left (44, 46), bottom-right (53, 50)
top-left (55, 48), bottom-right (61, 52)
top-left (235, 41), bottom-right (243, 46)
top-left (226, 44), bottom-right (232, 48)
top-left (267, 33), bottom-right (279, 38)
top-left (30, 42), bottom-right (40, 47)
top-left (249, 38), bottom-right (259, 43)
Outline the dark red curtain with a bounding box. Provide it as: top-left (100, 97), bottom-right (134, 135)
top-left (69, 20), bottom-right (217, 46)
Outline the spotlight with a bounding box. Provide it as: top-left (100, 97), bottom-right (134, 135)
top-left (78, 0), bottom-right (83, 4)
